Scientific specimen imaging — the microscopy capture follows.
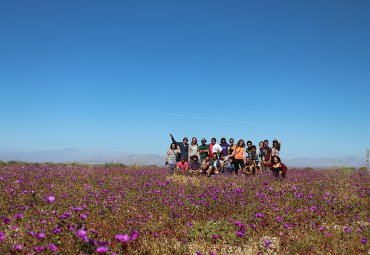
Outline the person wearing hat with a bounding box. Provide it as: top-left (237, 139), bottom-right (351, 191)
top-left (199, 138), bottom-right (209, 163)
top-left (170, 133), bottom-right (189, 162)
top-left (188, 155), bottom-right (201, 176)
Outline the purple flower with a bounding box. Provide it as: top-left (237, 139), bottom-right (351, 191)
top-left (116, 234), bottom-right (130, 243)
top-left (319, 226), bottom-right (325, 231)
top-left (131, 230), bottom-right (139, 241)
top-left (236, 231), bottom-right (245, 237)
top-left (13, 244), bottom-right (22, 251)
top-left (76, 229), bottom-right (87, 239)
top-left (96, 246), bottom-right (109, 253)
top-left (48, 243), bottom-right (58, 252)
top-left (311, 206), bottom-right (317, 212)
top-left (256, 213), bottom-right (264, 218)
top-left (80, 214), bottom-right (87, 220)
top-left (276, 216), bottom-right (282, 222)
top-left (47, 196), bottom-right (55, 203)
top-left (283, 224), bottom-right (291, 229)
top-left (3, 218), bottom-right (11, 225)
top-left (361, 238), bottom-right (367, 244)
top-left (36, 232), bottom-right (45, 239)
top-left (53, 227), bottom-right (61, 234)
top-left (0, 232), bottom-right (5, 242)
top-left (250, 223), bottom-right (257, 229)
top-left (264, 240), bottom-right (272, 247)
top-left (234, 220), bottom-right (241, 226)
top-left (344, 227), bottom-right (351, 233)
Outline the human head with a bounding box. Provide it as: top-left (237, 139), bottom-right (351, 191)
top-left (201, 138), bottom-right (207, 144)
top-left (259, 141), bottom-right (264, 148)
top-left (192, 155), bottom-right (198, 161)
top-left (251, 145), bottom-right (257, 152)
top-left (272, 139), bottom-right (280, 151)
top-left (245, 156), bottom-right (251, 163)
top-left (247, 140), bottom-right (252, 147)
top-left (211, 138), bottom-right (216, 145)
top-left (272, 155), bottom-right (281, 164)
top-left (170, 143), bottom-right (176, 149)
top-left (220, 137), bottom-right (226, 144)
top-left (191, 137), bottom-right (198, 145)
top-left (220, 154), bottom-right (225, 160)
top-left (212, 152), bottom-right (218, 159)
top-left (229, 138), bottom-right (234, 145)
top-left (264, 140), bottom-right (269, 147)
top-left (183, 137), bottom-right (189, 144)
top-left (181, 156), bottom-right (186, 162)
top-left (237, 139), bottom-right (245, 147)
top-left (205, 155), bottom-right (210, 161)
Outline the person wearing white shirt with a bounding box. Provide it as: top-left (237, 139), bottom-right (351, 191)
top-left (209, 137), bottom-right (223, 158)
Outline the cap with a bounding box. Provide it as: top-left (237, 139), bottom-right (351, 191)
top-left (221, 136), bottom-right (226, 140)
top-left (183, 137), bottom-right (188, 141)
top-left (201, 138), bottom-right (207, 141)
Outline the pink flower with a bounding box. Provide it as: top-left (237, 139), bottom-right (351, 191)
top-left (311, 206), bottom-right (317, 212)
top-left (76, 229), bottom-right (87, 239)
top-left (48, 243), bottom-right (58, 252)
top-left (116, 234), bottom-right (130, 243)
top-left (47, 196), bottom-right (55, 203)
top-left (13, 244), bottom-right (22, 251)
top-left (96, 246), bottom-right (109, 253)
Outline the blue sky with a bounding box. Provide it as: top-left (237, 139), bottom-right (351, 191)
top-left (0, 0), bottom-right (369, 159)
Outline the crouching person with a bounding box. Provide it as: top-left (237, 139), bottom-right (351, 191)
top-left (176, 156), bottom-right (189, 175)
top-left (188, 155), bottom-right (201, 176)
top-left (242, 156), bottom-right (256, 176)
top-left (265, 156), bottom-right (288, 177)
top-left (206, 153), bottom-right (221, 177)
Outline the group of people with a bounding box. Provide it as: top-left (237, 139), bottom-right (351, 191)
top-left (165, 134), bottom-right (287, 178)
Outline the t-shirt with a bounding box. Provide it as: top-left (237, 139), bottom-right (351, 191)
top-left (189, 144), bottom-right (199, 158)
top-left (176, 161), bottom-right (189, 173)
top-left (262, 146), bottom-right (272, 161)
top-left (234, 147), bottom-right (245, 160)
top-left (189, 160), bottom-right (201, 170)
top-left (199, 144), bottom-right (209, 161)
top-left (211, 143), bottom-right (222, 155)
top-left (220, 142), bottom-right (230, 156)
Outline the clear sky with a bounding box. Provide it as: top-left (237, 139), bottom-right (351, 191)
top-left (1, 0), bottom-right (369, 159)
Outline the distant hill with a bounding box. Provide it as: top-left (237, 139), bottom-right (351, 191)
top-left (0, 149), bottom-right (366, 167)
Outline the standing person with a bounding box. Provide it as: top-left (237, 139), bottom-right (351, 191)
top-left (170, 133), bottom-right (189, 162)
top-left (262, 139), bottom-right (272, 173)
top-left (165, 143), bottom-right (180, 175)
top-left (207, 152), bottom-right (221, 177)
top-left (219, 137), bottom-right (229, 158)
top-left (229, 139), bottom-right (245, 175)
top-left (188, 137), bottom-right (199, 161)
top-left (199, 138), bottom-right (209, 164)
top-left (228, 138), bottom-right (236, 164)
top-left (176, 156), bottom-right (189, 175)
top-left (246, 141), bottom-right (253, 158)
top-left (188, 155), bottom-right (201, 176)
top-left (271, 139), bottom-right (281, 157)
top-left (258, 141), bottom-right (265, 173)
top-left (267, 156), bottom-right (288, 177)
top-left (209, 138), bottom-right (223, 158)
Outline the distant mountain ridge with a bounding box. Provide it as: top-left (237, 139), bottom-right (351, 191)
top-left (0, 149), bottom-right (366, 167)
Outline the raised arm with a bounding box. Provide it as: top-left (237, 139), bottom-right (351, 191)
top-left (170, 133), bottom-right (177, 144)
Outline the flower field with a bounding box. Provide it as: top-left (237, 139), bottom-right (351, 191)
top-left (0, 165), bottom-right (369, 254)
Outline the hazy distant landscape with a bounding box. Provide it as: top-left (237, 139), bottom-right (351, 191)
top-left (0, 148), bottom-right (366, 168)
